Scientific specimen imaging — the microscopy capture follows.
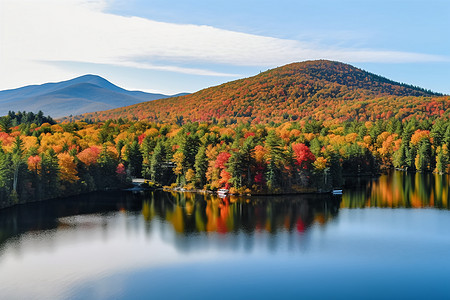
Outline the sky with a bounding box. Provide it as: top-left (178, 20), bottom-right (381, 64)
top-left (1, 0), bottom-right (449, 95)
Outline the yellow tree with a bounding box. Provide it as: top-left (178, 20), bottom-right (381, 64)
top-left (172, 151), bottom-right (185, 185)
top-left (58, 153), bottom-right (79, 183)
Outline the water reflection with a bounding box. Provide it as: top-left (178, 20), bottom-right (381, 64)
top-left (1, 172), bottom-right (450, 299)
top-left (0, 191), bottom-right (341, 259)
top-left (343, 172), bottom-right (449, 209)
top-left (142, 192), bottom-right (340, 235)
top-left (0, 171), bottom-right (448, 250)
top-left (0, 192), bottom-right (143, 252)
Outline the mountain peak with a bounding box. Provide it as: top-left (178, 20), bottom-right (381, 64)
top-left (0, 75), bottom-right (176, 118)
top-left (72, 60), bottom-right (448, 123)
top-left (261, 59), bottom-right (441, 97)
top-left (76, 74), bottom-right (103, 79)
top-left (72, 74), bottom-right (113, 84)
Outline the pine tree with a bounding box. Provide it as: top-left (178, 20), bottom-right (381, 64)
top-left (125, 140), bottom-right (143, 177)
top-left (180, 133), bottom-right (200, 172)
top-left (228, 151), bottom-right (245, 189)
top-left (415, 139), bottom-right (432, 172)
top-left (435, 145), bottom-right (449, 174)
top-left (393, 143), bottom-right (407, 169)
top-left (0, 145), bottom-right (13, 204)
top-left (40, 148), bottom-right (60, 199)
top-left (97, 145), bottom-right (118, 189)
top-left (11, 136), bottom-right (26, 195)
top-left (431, 119), bottom-right (446, 147)
top-left (194, 146), bottom-right (208, 188)
top-left (150, 141), bottom-right (167, 183)
top-left (141, 136), bottom-right (157, 179)
top-left (0, 116), bottom-right (12, 133)
top-left (444, 125), bottom-right (450, 145)
top-left (265, 131), bottom-right (284, 190)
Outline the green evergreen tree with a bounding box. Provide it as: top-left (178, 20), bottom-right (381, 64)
top-left (265, 131), bottom-right (285, 190)
top-left (228, 151), bottom-right (244, 189)
top-left (180, 133), bottom-right (200, 171)
top-left (415, 139), bottom-right (432, 172)
top-left (402, 119), bottom-right (417, 144)
top-left (194, 145), bottom-right (208, 188)
top-left (444, 124), bottom-right (450, 145)
top-left (228, 136), bottom-right (257, 189)
top-left (405, 143), bottom-right (416, 171)
top-left (431, 119), bottom-right (446, 147)
top-left (435, 145), bottom-right (449, 174)
top-left (141, 136), bottom-right (157, 179)
top-left (11, 137), bottom-right (26, 196)
top-left (393, 143), bottom-right (407, 169)
top-left (40, 148), bottom-right (60, 199)
top-left (150, 141), bottom-right (167, 183)
top-left (125, 140), bottom-right (143, 177)
top-left (0, 146), bottom-right (13, 204)
top-left (0, 116), bottom-right (12, 133)
top-left (97, 145), bottom-right (118, 189)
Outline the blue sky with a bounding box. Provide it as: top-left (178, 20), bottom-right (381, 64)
top-left (1, 0), bottom-right (449, 94)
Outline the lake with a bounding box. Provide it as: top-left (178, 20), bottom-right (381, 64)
top-left (0, 171), bottom-right (449, 299)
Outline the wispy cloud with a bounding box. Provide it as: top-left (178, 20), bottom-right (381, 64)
top-left (1, 0), bottom-right (448, 90)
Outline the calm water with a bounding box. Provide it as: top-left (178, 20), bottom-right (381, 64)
top-left (0, 171), bottom-right (449, 299)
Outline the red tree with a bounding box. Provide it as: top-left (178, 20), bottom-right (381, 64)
top-left (292, 143), bottom-right (315, 170)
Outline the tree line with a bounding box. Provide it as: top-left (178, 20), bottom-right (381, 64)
top-left (0, 115), bottom-right (449, 208)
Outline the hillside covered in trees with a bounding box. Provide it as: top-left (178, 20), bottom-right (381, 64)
top-left (64, 60), bottom-right (449, 124)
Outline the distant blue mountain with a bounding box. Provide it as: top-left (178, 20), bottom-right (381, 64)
top-left (0, 75), bottom-right (186, 118)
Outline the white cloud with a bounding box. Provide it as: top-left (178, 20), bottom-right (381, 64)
top-left (1, 0), bottom-right (448, 91)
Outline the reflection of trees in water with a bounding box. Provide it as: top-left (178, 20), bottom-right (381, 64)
top-left (140, 191), bottom-right (341, 253)
top-left (0, 189), bottom-right (341, 252)
top-left (141, 191), bottom-right (341, 235)
top-left (342, 171), bottom-right (449, 209)
top-left (1, 171), bottom-right (447, 254)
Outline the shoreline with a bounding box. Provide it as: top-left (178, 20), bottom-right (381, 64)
top-left (137, 184), bottom-right (337, 197)
top-left (4, 170), bottom-right (444, 211)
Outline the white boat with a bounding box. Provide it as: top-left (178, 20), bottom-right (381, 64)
top-left (217, 189), bottom-right (229, 197)
top-left (332, 189), bottom-right (343, 195)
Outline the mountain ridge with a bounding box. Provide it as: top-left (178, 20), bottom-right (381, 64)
top-left (0, 75), bottom-right (186, 118)
top-left (66, 60), bottom-right (448, 123)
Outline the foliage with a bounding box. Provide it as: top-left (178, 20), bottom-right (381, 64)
top-left (1, 64), bottom-right (450, 207)
top-left (66, 60), bottom-right (449, 124)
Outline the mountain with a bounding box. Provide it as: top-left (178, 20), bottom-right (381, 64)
top-left (66, 60), bottom-right (449, 123)
top-left (0, 75), bottom-right (185, 118)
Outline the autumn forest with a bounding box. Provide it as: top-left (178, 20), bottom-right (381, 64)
top-left (0, 61), bottom-right (449, 209)
top-left (1, 110), bottom-right (449, 209)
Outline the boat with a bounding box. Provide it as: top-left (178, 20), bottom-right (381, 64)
top-left (217, 188), bottom-right (229, 198)
top-left (332, 189), bottom-right (343, 195)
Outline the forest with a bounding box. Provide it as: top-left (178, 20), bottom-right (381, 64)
top-left (63, 60), bottom-right (449, 124)
top-left (1, 111), bottom-right (449, 209)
